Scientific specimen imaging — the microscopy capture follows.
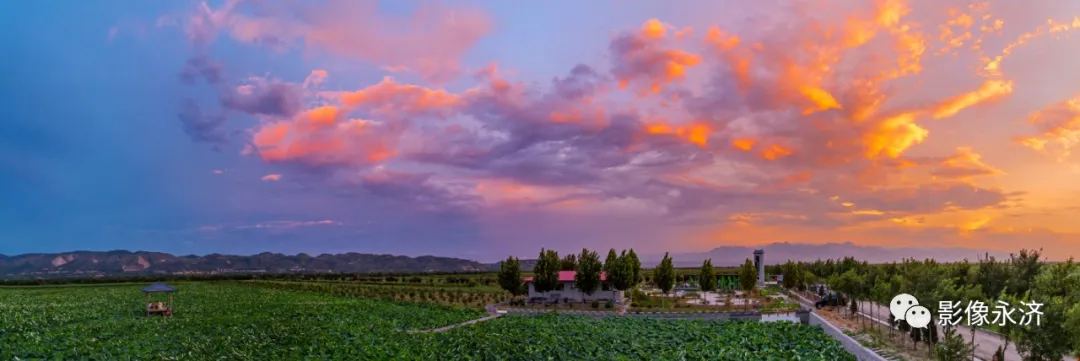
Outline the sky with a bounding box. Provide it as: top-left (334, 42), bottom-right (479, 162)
top-left (1, 0), bottom-right (1079, 262)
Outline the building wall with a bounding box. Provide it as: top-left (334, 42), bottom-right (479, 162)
top-left (527, 282), bottom-right (624, 302)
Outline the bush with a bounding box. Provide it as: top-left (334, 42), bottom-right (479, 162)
top-left (605, 302), bottom-right (613, 309)
top-left (591, 300), bottom-right (600, 308)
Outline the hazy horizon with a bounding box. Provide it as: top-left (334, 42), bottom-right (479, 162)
top-left (0, 241), bottom-right (1019, 265)
top-left (3, 0), bottom-right (1079, 261)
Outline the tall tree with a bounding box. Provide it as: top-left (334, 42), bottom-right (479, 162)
top-left (781, 260), bottom-right (798, 289)
top-left (574, 248), bottom-right (603, 303)
top-left (602, 248), bottom-right (618, 295)
top-left (533, 248), bottom-right (561, 294)
top-left (627, 249), bottom-right (642, 285)
top-left (607, 251), bottom-right (632, 302)
top-left (976, 253), bottom-right (1009, 297)
top-left (1014, 259), bottom-right (1077, 361)
top-left (871, 279), bottom-right (893, 333)
top-left (739, 258), bottom-right (758, 296)
top-left (559, 253), bottom-right (578, 271)
top-left (603, 249), bottom-right (618, 274)
top-left (497, 256), bottom-right (523, 297)
top-left (1006, 248), bottom-right (1042, 296)
top-left (626, 248), bottom-right (643, 304)
top-left (653, 253), bottom-right (676, 308)
top-left (699, 258), bottom-right (717, 305)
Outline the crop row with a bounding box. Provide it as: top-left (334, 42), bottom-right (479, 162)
top-left (240, 280), bottom-right (513, 310)
top-left (409, 313), bottom-right (856, 361)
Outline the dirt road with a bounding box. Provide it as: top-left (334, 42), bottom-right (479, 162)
top-left (407, 314), bottom-right (503, 334)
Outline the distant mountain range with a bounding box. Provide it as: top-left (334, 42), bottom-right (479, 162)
top-left (0, 242), bottom-right (1009, 279)
top-left (0, 251), bottom-right (492, 278)
top-left (662, 242), bottom-right (1009, 267)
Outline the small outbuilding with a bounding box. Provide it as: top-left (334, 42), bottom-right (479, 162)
top-left (142, 282), bottom-right (177, 317)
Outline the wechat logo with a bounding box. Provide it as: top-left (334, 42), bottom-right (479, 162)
top-left (890, 293), bottom-right (931, 329)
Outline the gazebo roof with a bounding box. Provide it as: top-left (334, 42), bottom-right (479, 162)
top-left (141, 282), bottom-right (177, 293)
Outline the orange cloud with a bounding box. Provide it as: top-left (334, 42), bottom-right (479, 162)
top-left (863, 112), bottom-right (929, 159)
top-left (731, 138), bottom-right (756, 151)
top-left (340, 77), bottom-right (459, 117)
top-left (645, 122), bottom-right (712, 147)
top-left (799, 87), bottom-right (844, 115)
top-left (762, 144), bottom-right (793, 161)
top-left (704, 27), bottom-right (752, 91)
top-left (306, 106), bottom-right (340, 126)
top-left (935, 8), bottom-right (975, 56)
top-left (611, 19), bottom-right (703, 95)
top-left (261, 174), bottom-right (281, 181)
top-left (249, 116), bottom-right (398, 167)
top-left (980, 15), bottom-right (1080, 78)
top-left (1015, 95), bottom-right (1080, 161)
top-left (930, 146), bottom-right (1005, 179)
top-left (931, 80), bottom-right (1013, 119)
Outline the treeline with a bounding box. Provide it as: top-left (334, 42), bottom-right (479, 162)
top-left (498, 248), bottom-right (647, 303)
top-left (0, 271), bottom-right (502, 287)
top-left (498, 248), bottom-right (766, 308)
top-left (778, 249), bottom-right (1079, 361)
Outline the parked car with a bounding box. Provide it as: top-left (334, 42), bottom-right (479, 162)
top-left (814, 293), bottom-right (848, 309)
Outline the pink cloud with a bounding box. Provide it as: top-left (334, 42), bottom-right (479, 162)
top-left (153, 0), bottom-right (1080, 256)
top-left (221, 0), bottom-right (492, 83)
top-left (261, 174), bottom-right (282, 181)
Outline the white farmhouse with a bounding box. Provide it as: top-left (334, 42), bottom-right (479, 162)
top-left (523, 271), bottom-right (624, 302)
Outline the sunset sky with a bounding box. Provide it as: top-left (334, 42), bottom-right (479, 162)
top-left (2, 0), bottom-right (1079, 261)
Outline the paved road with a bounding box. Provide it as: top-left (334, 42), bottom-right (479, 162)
top-left (791, 291), bottom-right (1068, 361)
top-left (855, 299), bottom-right (1025, 361)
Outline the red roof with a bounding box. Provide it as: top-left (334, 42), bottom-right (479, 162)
top-left (523, 270), bottom-right (607, 283)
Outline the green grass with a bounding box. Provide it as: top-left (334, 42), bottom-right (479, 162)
top-left (0, 282), bottom-right (854, 360)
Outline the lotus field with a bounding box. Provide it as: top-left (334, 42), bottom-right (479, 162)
top-left (0, 282), bottom-right (854, 360)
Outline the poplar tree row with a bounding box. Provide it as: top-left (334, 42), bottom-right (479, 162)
top-left (498, 248), bottom-right (642, 303)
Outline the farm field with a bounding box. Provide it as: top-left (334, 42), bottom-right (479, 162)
top-left (427, 313), bottom-right (854, 360)
top-left (0, 282), bottom-right (854, 360)
top-left (243, 280), bottom-right (512, 310)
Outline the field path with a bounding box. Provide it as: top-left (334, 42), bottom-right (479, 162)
top-left (407, 314), bottom-right (503, 334)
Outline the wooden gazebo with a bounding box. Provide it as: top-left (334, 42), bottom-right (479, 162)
top-left (142, 282), bottom-right (176, 317)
